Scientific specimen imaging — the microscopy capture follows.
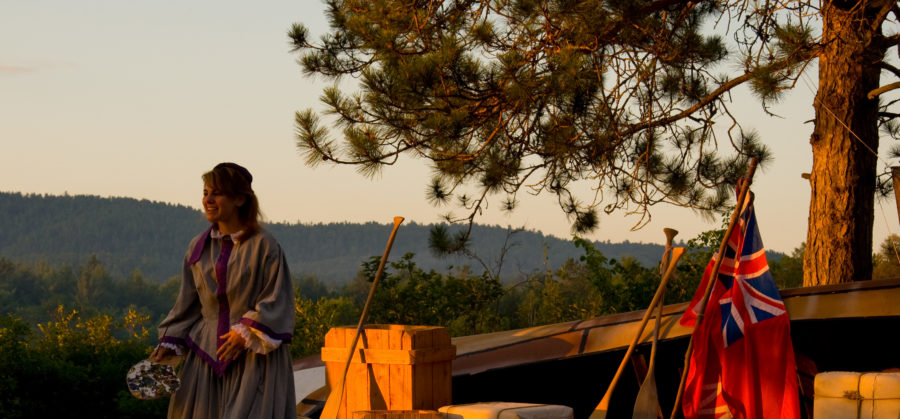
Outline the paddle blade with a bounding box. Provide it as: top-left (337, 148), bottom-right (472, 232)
top-left (588, 407), bottom-right (608, 419)
top-left (632, 373), bottom-right (659, 419)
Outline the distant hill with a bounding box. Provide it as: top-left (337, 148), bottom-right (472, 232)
top-left (0, 192), bottom-right (670, 283)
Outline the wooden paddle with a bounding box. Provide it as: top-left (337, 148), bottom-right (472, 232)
top-left (633, 228), bottom-right (678, 419)
top-left (632, 288), bottom-right (665, 419)
top-left (320, 216), bottom-right (405, 419)
top-left (590, 245), bottom-right (686, 419)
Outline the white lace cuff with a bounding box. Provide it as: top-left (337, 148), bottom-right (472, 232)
top-left (158, 342), bottom-right (184, 356)
top-left (232, 323), bottom-right (281, 355)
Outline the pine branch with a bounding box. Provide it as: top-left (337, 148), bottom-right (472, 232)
top-left (868, 81), bottom-right (900, 99)
top-left (622, 45), bottom-right (818, 138)
top-left (872, 0), bottom-right (896, 33)
top-left (881, 62), bottom-right (900, 79)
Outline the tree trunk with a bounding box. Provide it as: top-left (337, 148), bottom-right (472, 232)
top-left (804, 2), bottom-right (884, 286)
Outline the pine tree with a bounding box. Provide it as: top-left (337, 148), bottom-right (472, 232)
top-left (289, 0), bottom-right (900, 285)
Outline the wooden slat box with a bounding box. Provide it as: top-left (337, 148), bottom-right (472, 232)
top-left (814, 371), bottom-right (900, 419)
top-left (322, 325), bottom-right (456, 419)
top-left (439, 402), bottom-right (574, 419)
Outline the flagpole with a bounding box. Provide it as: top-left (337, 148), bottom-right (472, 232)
top-left (669, 158), bottom-right (758, 419)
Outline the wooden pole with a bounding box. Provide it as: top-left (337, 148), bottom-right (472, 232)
top-left (669, 159), bottom-right (758, 419)
top-left (322, 217), bottom-right (405, 419)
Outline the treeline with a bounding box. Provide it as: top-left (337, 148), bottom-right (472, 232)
top-left (0, 256), bottom-right (180, 327)
top-left (0, 191), bottom-right (680, 284)
top-left (0, 226), bottom-right (818, 418)
top-left (0, 192), bottom-right (206, 282)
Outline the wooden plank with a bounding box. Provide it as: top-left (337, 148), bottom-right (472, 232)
top-left (322, 327), bottom-right (348, 419)
top-left (347, 331), bottom-right (372, 416)
top-left (432, 352), bottom-right (452, 409)
top-left (411, 328), bottom-right (434, 409)
top-left (390, 328), bottom-right (413, 410)
top-left (339, 327), bottom-right (353, 419)
top-left (320, 346), bottom-right (456, 364)
top-left (385, 327), bottom-right (400, 410)
top-left (429, 326), bottom-right (452, 409)
top-left (411, 346), bottom-right (455, 364)
top-left (432, 328), bottom-right (451, 347)
top-left (367, 327), bottom-right (390, 411)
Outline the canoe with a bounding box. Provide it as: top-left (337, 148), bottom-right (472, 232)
top-left (296, 278), bottom-right (900, 418)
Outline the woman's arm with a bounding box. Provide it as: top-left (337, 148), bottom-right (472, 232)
top-left (156, 252), bottom-right (203, 353)
top-left (234, 238), bottom-right (296, 354)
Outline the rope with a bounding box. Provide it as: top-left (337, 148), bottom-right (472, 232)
top-left (799, 72), bottom-right (889, 167)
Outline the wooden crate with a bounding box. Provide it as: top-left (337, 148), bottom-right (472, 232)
top-left (321, 325), bottom-right (455, 419)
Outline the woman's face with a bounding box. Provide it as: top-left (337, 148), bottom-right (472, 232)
top-left (202, 184), bottom-right (244, 227)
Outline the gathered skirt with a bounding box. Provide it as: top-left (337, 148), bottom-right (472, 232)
top-left (168, 346), bottom-right (295, 419)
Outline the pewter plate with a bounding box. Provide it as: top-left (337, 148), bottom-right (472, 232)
top-left (126, 359), bottom-right (180, 400)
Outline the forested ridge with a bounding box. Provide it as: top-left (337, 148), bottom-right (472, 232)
top-left (0, 191), bottom-right (673, 283)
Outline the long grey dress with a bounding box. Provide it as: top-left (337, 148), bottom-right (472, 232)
top-left (158, 226), bottom-right (296, 419)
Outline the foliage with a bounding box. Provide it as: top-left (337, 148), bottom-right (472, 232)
top-left (769, 244), bottom-right (804, 289)
top-left (873, 235), bottom-right (900, 280)
top-left (352, 253), bottom-right (506, 336)
top-left (573, 237), bottom-right (690, 313)
top-left (668, 212), bottom-right (728, 303)
top-left (0, 256), bottom-right (179, 326)
top-left (294, 274), bottom-right (339, 301)
top-left (289, 0), bottom-right (786, 240)
top-left (509, 262), bottom-right (606, 327)
top-left (290, 0), bottom-right (900, 286)
top-left (0, 257), bottom-right (180, 417)
top-left (0, 308), bottom-right (167, 419)
top-left (291, 295), bottom-right (359, 359)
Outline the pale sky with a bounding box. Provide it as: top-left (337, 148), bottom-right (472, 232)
top-left (2, 0), bottom-right (897, 254)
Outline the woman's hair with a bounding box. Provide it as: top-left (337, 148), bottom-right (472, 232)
top-left (202, 162), bottom-right (262, 236)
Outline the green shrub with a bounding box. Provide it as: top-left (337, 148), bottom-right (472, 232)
top-left (0, 307), bottom-right (167, 418)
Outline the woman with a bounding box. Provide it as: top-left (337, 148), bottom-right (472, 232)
top-left (151, 162), bottom-right (296, 418)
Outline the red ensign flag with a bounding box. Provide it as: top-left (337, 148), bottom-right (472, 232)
top-left (680, 194), bottom-right (800, 419)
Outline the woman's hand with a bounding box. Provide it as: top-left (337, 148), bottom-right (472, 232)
top-left (150, 346), bottom-right (175, 363)
top-left (217, 330), bottom-right (247, 362)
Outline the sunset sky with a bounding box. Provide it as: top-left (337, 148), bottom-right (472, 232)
top-left (2, 0), bottom-right (897, 254)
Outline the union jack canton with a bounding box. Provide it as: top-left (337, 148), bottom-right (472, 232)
top-left (714, 199), bottom-right (787, 347)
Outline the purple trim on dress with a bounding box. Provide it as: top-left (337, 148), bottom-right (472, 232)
top-left (159, 335), bottom-right (186, 347)
top-left (188, 226), bottom-right (214, 265)
top-left (182, 228), bottom-right (239, 377)
top-left (185, 336), bottom-right (233, 377)
top-left (214, 238), bottom-right (234, 357)
top-left (239, 318), bottom-right (293, 342)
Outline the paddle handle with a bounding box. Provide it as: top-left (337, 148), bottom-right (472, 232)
top-left (590, 247), bottom-right (685, 419)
